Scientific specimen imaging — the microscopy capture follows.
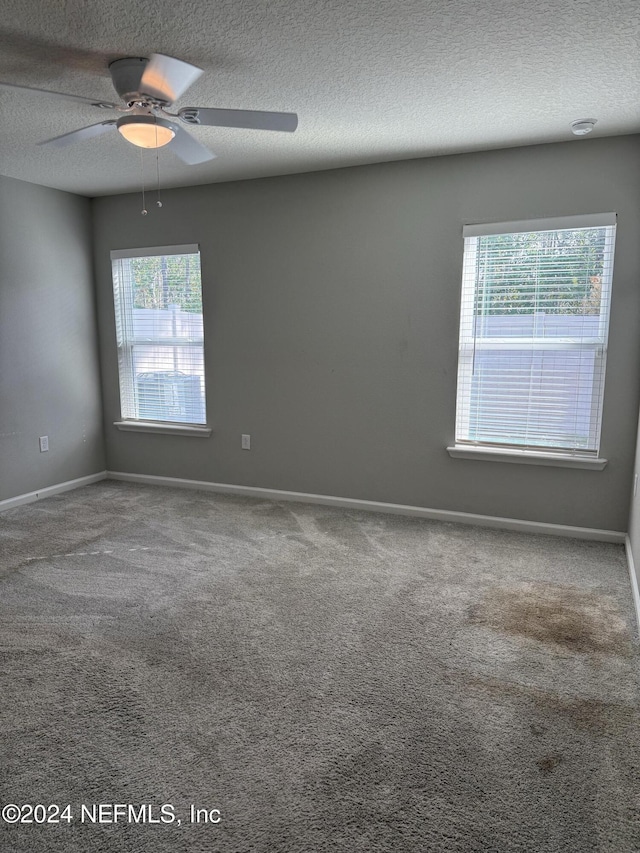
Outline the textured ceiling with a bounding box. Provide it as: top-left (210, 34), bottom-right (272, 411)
top-left (0, 0), bottom-right (638, 196)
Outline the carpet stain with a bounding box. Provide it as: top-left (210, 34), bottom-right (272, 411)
top-left (465, 670), bottom-right (637, 738)
top-left (469, 582), bottom-right (631, 655)
top-left (537, 752), bottom-right (564, 775)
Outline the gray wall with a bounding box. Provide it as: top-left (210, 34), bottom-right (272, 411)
top-left (0, 175), bottom-right (105, 501)
top-left (92, 135), bottom-right (640, 531)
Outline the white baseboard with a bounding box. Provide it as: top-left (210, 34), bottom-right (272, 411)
top-left (0, 471), bottom-right (107, 513)
top-left (624, 537), bottom-right (640, 639)
top-left (107, 470), bottom-right (626, 543)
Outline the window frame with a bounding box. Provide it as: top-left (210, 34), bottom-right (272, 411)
top-left (449, 213), bottom-right (616, 468)
top-left (110, 244), bottom-right (211, 437)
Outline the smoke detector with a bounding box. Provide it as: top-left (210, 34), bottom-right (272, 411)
top-left (571, 119), bottom-right (597, 136)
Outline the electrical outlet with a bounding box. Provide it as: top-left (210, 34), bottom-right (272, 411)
top-left (241, 434), bottom-right (251, 450)
top-left (39, 435), bottom-right (49, 453)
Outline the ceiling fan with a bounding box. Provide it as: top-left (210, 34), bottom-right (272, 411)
top-left (0, 54), bottom-right (298, 164)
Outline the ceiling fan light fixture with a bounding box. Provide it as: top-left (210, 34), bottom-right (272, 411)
top-left (117, 115), bottom-right (176, 148)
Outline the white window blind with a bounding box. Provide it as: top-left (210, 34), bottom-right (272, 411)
top-left (455, 214), bottom-right (616, 456)
top-left (111, 245), bottom-right (207, 425)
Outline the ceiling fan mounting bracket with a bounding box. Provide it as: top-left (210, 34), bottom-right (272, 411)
top-left (134, 98), bottom-right (168, 109)
top-left (109, 56), bottom-right (149, 102)
top-left (124, 97), bottom-right (169, 113)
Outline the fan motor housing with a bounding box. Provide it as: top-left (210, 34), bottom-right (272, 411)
top-left (109, 57), bottom-right (148, 101)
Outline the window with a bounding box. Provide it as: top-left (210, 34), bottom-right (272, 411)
top-left (111, 244), bottom-right (207, 428)
top-left (453, 214), bottom-right (616, 461)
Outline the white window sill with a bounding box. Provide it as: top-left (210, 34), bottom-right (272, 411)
top-left (446, 445), bottom-right (607, 470)
top-left (114, 420), bottom-right (212, 438)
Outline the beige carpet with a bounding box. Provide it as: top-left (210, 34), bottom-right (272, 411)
top-left (0, 480), bottom-right (639, 852)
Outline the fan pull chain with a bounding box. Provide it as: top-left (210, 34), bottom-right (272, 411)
top-left (140, 147), bottom-right (147, 216)
top-left (155, 124), bottom-right (163, 208)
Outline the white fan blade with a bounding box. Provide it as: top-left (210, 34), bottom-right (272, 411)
top-left (179, 106), bottom-right (298, 132)
top-left (168, 126), bottom-right (216, 164)
top-left (39, 120), bottom-right (118, 148)
top-left (139, 54), bottom-right (203, 104)
top-left (0, 80), bottom-right (117, 109)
